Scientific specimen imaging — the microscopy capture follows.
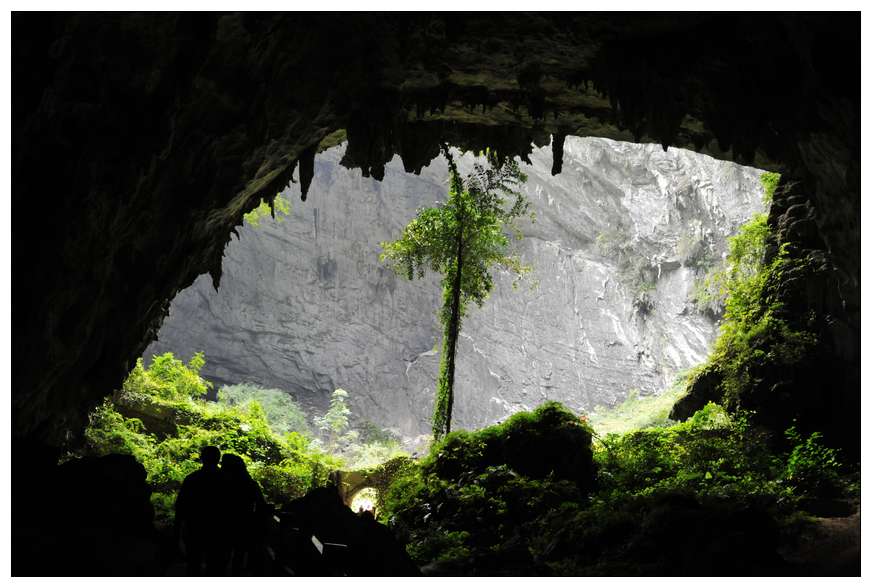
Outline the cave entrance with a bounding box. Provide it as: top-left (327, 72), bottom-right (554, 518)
top-left (146, 137), bottom-right (769, 441)
top-left (73, 135), bottom-right (773, 541)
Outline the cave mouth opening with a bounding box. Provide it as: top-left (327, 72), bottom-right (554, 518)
top-left (144, 135), bottom-right (771, 444)
top-left (69, 134), bottom-right (773, 537)
top-left (11, 14), bottom-right (858, 577)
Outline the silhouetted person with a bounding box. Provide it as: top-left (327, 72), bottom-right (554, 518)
top-left (175, 446), bottom-right (229, 575)
top-left (221, 453), bottom-right (269, 575)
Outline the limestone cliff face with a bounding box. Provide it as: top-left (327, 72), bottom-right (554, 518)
top-left (146, 138), bottom-right (765, 437)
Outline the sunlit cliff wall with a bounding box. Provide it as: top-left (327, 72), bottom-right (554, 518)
top-left (146, 138), bottom-right (764, 437)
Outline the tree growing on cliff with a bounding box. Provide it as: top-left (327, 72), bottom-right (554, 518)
top-left (380, 150), bottom-right (531, 440)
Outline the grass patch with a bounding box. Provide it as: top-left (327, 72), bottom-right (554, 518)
top-left (587, 376), bottom-right (689, 437)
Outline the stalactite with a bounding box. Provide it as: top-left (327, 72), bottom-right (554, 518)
top-left (298, 144), bottom-right (317, 202)
top-left (551, 131), bottom-right (566, 176)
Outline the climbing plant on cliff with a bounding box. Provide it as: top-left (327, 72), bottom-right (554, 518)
top-left (243, 193), bottom-right (291, 227)
top-left (692, 172), bottom-right (779, 316)
top-left (380, 150), bottom-right (531, 440)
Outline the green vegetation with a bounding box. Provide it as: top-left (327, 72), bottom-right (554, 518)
top-left (77, 352), bottom-right (404, 528)
top-left (596, 404), bottom-right (780, 503)
top-left (317, 129), bottom-right (348, 152)
top-left (218, 382), bottom-right (310, 436)
top-left (692, 172), bottom-right (778, 315)
top-left (760, 171), bottom-right (781, 204)
top-left (692, 212), bottom-right (769, 315)
top-left (381, 151), bottom-right (532, 440)
top-left (308, 387), bottom-right (407, 470)
top-left (243, 193), bottom-right (291, 227)
top-left (314, 388), bottom-right (353, 451)
top-left (382, 196), bottom-right (850, 570)
top-left (784, 425), bottom-right (843, 498)
top-left (383, 402), bottom-right (594, 572)
top-left (79, 353), bottom-right (339, 527)
top-left (588, 374), bottom-right (690, 436)
top-left (688, 172), bottom-right (820, 417)
top-left (342, 438), bottom-right (407, 471)
top-left (383, 400), bottom-right (851, 574)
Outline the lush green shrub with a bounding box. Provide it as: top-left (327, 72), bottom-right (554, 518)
top-left (407, 530), bottom-right (472, 566)
top-left (383, 395), bottom-right (855, 573)
top-left (595, 403), bottom-right (785, 503)
top-left (422, 401), bottom-right (594, 487)
top-left (784, 426), bottom-right (842, 498)
top-left (126, 352), bottom-right (210, 402)
top-left (217, 382), bottom-right (310, 436)
top-left (760, 171), bottom-right (781, 204)
top-left (692, 212), bottom-right (769, 315)
top-left (382, 402), bottom-right (595, 569)
top-left (78, 352), bottom-right (341, 526)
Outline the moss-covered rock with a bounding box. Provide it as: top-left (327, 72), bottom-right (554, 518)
top-left (386, 399), bottom-right (856, 575)
top-left (422, 401), bottom-right (594, 490)
top-left (382, 402), bottom-right (596, 574)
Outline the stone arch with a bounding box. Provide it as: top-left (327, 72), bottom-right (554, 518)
top-left (333, 457), bottom-right (417, 513)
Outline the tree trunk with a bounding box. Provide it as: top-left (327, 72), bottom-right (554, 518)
top-left (433, 227), bottom-right (464, 440)
top-left (444, 234), bottom-right (464, 434)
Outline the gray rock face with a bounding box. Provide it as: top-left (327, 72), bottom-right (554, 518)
top-left (146, 138), bottom-right (765, 437)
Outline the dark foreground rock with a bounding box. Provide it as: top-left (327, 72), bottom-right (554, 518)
top-left (275, 486), bottom-right (421, 576)
top-left (13, 451), bottom-right (161, 576)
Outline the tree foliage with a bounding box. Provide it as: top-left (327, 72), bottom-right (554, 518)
top-left (217, 382), bottom-right (310, 436)
top-left (77, 353), bottom-right (410, 526)
top-left (314, 388), bottom-right (352, 450)
top-left (123, 352), bottom-right (211, 402)
top-left (78, 352), bottom-right (340, 527)
top-left (381, 150), bottom-right (531, 439)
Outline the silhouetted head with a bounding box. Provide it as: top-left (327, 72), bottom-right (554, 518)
top-left (200, 445), bottom-right (221, 467)
top-left (221, 453), bottom-right (248, 477)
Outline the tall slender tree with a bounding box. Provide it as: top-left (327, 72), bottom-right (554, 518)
top-left (380, 150), bottom-right (531, 440)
